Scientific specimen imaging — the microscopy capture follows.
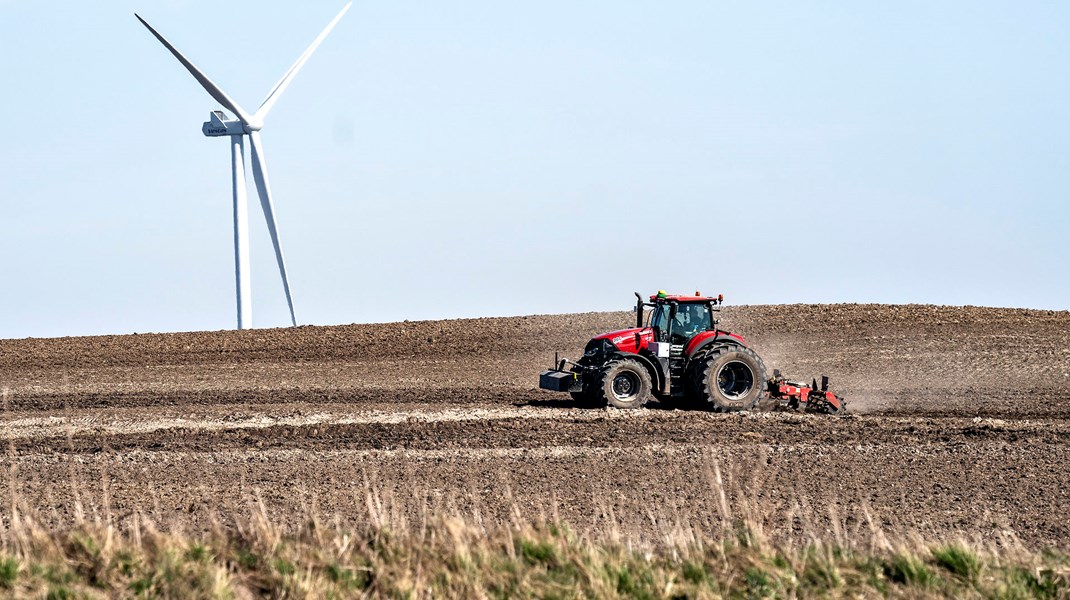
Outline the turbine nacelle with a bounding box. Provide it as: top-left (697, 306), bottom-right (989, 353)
top-left (201, 111), bottom-right (263, 136)
top-left (202, 111), bottom-right (244, 137)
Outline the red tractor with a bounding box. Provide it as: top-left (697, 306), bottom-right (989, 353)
top-left (538, 291), bottom-right (846, 414)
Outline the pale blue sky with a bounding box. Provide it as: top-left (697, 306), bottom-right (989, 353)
top-left (1, 1), bottom-right (1067, 338)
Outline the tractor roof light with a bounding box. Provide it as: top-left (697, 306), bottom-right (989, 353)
top-left (718, 294), bottom-right (724, 303)
top-left (657, 290), bottom-right (667, 298)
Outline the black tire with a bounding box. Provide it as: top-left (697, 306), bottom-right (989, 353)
top-left (595, 359), bottom-right (653, 409)
top-left (686, 345), bottom-right (768, 412)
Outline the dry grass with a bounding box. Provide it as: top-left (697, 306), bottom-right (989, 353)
top-left (1, 388), bottom-right (1068, 598)
top-left (0, 460), bottom-right (1066, 599)
top-left (0, 502), bottom-right (1067, 599)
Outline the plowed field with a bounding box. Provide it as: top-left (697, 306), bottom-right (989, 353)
top-left (1, 304), bottom-right (1068, 547)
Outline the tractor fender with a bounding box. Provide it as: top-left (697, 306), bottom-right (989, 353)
top-left (609, 351), bottom-right (665, 391)
top-left (687, 333), bottom-right (748, 359)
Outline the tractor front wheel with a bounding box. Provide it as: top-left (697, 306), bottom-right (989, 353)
top-left (596, 359), bottom-right (653, 409)
top-left (687, 345), bottom-right (768, 412)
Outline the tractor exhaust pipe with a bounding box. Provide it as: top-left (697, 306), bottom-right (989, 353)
top-left (634, 292), bottom-right (643, 328)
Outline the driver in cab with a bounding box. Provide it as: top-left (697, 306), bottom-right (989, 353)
top-left (671, 303), bottom-right (709, 342)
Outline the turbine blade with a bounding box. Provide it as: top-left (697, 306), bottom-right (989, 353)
top-left (135, 14), bottom-right (253, 124)
top-left (248, 132), bottom-right (298, 327)
top-left (255, 2), bottom-right (353, 120)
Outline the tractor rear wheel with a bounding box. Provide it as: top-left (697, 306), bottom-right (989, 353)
top-left (596, 359), bottom-right (653, 409)
top-left (687, 345), bottom-right (768, 412)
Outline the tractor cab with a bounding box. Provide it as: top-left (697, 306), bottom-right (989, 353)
top-left (639, 291), bottom-right (723, 346)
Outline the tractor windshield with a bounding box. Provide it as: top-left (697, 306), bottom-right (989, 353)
top-left (651, 302), bottom-right (713, 343)
top-left (672, 303), bottom-right (712, 341)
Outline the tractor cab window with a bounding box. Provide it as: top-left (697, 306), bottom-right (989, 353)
top-left (670, 303), bottom-right (712, 343)
top-left (650, 302), bottom-right (712, 343)
top-left (651, 304), bottom-right (669, 333)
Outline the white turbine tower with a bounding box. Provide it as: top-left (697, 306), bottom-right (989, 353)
top-left (136, 3), bottom-right (352, 330)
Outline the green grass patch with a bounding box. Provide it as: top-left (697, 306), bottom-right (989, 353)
top-left (885, 552), bottom-right (934, 587)
top-left (932, 544), bottom-right (981, 581)
top-left (519, 538), bottom-right (558, 566)
top-left (681, 561), bottom-right (706, 585)
top-left (745, 567), bottom-right (779, 598)
top-left (0, 557), bottom-right (18, 589)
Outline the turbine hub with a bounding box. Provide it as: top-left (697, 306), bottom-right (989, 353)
top-left (244, 117), bottom-right (264, 132)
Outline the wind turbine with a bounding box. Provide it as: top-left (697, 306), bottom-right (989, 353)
top-left (135, 3), bottom-right (352, 329)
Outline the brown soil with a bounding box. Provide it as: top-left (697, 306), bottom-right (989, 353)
top-left (1, 304), bottom-right (1068, 547)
